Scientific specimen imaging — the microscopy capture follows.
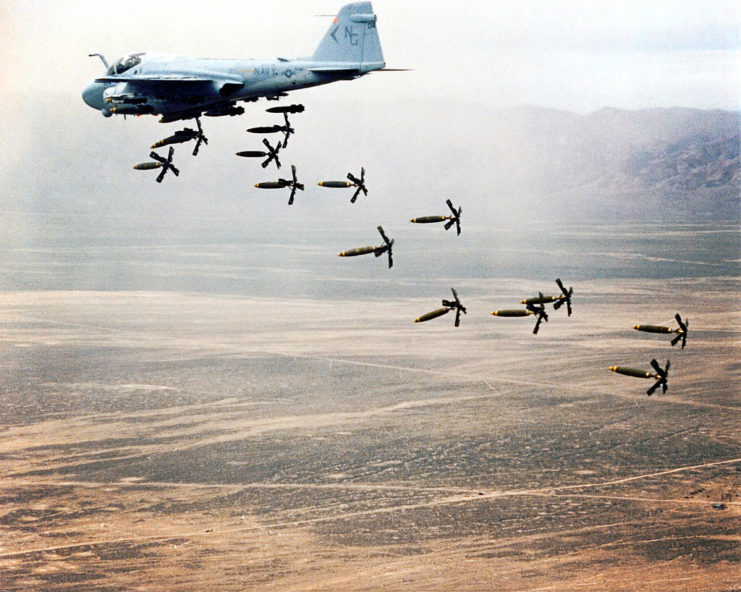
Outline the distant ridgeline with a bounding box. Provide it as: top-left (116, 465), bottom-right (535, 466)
top-left (466, 105), bottom-right (741, 222)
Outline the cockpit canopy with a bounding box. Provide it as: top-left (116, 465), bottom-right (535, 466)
top-left (106, 53), bottom-right (144, 75)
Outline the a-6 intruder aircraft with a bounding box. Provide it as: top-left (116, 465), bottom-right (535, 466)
top-left (82, 2), bottom-right (392, 123)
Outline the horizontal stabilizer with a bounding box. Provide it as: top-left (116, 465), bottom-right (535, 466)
top-left (308, 66), bottom-right (361, 74)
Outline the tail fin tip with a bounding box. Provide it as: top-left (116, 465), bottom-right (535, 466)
top-left (312, 2), bottom-right (385, 68)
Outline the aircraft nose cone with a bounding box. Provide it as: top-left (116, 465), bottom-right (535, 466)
top-left (82, 82), bottom-right (104, 110)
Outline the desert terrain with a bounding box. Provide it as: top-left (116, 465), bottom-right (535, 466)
top-left (0, 274), bottom-right (739, 591)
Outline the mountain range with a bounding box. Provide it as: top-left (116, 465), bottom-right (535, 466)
top-left (1, 93), bottom-right (738, 234)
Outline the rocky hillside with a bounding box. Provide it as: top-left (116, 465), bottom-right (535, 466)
top-left (624, 134), bottom-right (739, 191)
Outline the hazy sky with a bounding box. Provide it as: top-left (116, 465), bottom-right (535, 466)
top-left (1, 0), bottom-right (739, 113)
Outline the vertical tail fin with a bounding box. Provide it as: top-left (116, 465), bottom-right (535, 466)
top-left (312, 2), bottom-right (385, 69)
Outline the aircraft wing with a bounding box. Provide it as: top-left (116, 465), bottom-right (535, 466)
top-left (94, 75), bottom-right (244, 93)
top-left (95, 75), bottom-right (214, 83)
